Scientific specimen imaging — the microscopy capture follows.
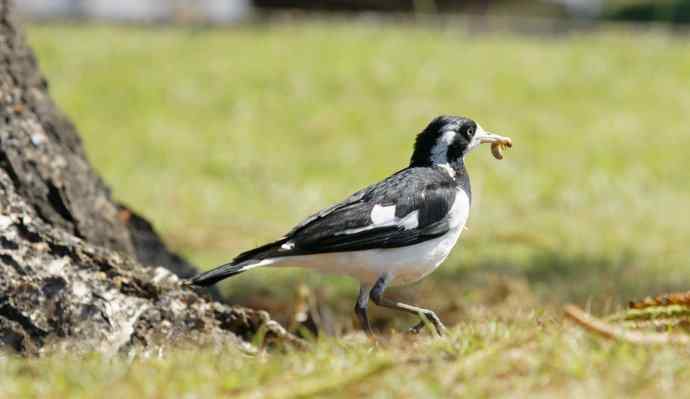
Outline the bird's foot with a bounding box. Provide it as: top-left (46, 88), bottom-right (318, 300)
top-left (407, 321), bottom-right (426, 335)
top-left (407, 313), bottom-right (447, 336)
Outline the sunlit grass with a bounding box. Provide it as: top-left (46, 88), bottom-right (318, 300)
top-left (9, 21), bottom-right (690, 396)
top-left (3, 312), bottom-right (690, 398)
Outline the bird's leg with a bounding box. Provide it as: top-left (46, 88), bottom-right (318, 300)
top-left (354, 283), bottom-right (373, 335)
top-left (381, 299), bottom-right (447, 336)
top-left (370, 273), bottom-right (447, 336)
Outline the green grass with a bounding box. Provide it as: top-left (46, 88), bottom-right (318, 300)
top-left (4, 21), bottom-right (690, 397)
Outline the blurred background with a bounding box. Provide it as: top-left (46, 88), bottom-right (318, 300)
top-left (16, 0), bottom-right (690, 25)
top-left (18, 0), bottom-right (690, 334)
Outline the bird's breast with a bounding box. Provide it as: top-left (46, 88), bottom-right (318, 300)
top-left (447, 186), bottom-right (471, 230)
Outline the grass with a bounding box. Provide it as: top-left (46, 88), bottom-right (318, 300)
top-left (3, 20), bottom-right (690, 397)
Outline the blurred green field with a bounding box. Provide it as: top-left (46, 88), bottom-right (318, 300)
top-left (3, 21), bottom-right (690, 397)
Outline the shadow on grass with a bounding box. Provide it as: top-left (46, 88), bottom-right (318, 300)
top-left (212, 248), bottom-right (690, 333)
top-left (438, 249), bottom-right (690, 311)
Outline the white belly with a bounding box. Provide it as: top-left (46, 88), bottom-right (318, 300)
top-left (269, 188), bottom-right (470, 286)
top-left (280, 227), bottom-right (463, 285)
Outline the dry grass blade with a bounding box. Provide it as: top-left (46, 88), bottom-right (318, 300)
top-left (629, 291), bottom-right (690, 309)
top-left (564, 304), bottom-right (690, 346)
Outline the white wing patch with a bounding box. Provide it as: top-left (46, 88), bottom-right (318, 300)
top-left (370, 204), bottom-right (396, 225)
top-left (280, 241), bottom-right (295, 251)
top-left (399, 210), bottom-right (419, 230)
top-left (336, 204), bottom-right (419, 236)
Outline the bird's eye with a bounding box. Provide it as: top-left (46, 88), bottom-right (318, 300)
top-left (466, 127), bottom-right (475, 138)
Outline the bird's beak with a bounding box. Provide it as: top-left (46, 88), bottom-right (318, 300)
top-left (474, 126), bottom-right (512, 160)
top-left (475, 126), bottom-right (512, 146)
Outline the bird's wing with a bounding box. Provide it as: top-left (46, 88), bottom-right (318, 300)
top-left (278, 167), bottom-right (458, 255)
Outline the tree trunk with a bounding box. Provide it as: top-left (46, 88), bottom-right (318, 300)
top-left (0, 0), bottom-right (296, 355)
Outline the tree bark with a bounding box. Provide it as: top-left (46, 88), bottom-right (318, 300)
top-left (0, 0), bottom-right (295, 355)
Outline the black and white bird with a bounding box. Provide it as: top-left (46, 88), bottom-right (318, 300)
top-left (190, 115), bottom-right (512, 335)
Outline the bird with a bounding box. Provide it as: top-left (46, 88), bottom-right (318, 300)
top-left (189, 115), bottom-right (512, 335)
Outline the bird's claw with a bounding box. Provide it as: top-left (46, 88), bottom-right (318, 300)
top-left (407, 321), bottom-right (426, 335)
top-left (407, 314), bottom-right (446, 336)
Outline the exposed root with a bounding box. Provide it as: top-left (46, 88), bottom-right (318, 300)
top-left (564, 304), bottom-right (690, 346)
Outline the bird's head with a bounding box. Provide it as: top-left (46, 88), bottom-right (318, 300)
top-left (410, 115), bottom-right (511, 170)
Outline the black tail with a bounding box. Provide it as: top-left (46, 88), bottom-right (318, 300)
top-left (189, 238), bottom-right (288, 286)
top-left (189, 260), bottom-right (255, 286)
